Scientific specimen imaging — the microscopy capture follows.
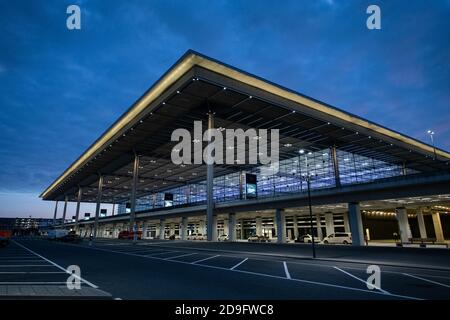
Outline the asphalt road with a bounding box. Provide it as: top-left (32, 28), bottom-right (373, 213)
top-left (2, 238), bottom-right (450, 300)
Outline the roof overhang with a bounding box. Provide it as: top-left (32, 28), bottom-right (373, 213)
top-left (41, 50), bottom-right (450, 201)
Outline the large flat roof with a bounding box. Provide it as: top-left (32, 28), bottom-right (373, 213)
top-left (41, 50), bottom-right (450, 202)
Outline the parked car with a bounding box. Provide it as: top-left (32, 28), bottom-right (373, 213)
top-left (47, 229), bottom-right (69, 240)
top-left (296, 234), bottom-right (320, 243)
top-left (196, 234), bottom-right (206, 240)
top-left (322, 232), bottom-right (352, 245)
top-left (247, 235), bottom-right (270, 242)
top-left (187, 233), bottom-right (206, 240)
top-left (187, 233), bottom-right (198, 240)
top-left (118, 230), bottom-right (142, 240)
top-left (0, 230), bottom-right (12, 248)
top-left (217, 234), bottom-right (229, 241)
top-left (59, 232), bottom-right (82, 243)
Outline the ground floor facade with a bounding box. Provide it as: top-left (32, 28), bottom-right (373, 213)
top-left (73, 202), bottom-right (450, 246)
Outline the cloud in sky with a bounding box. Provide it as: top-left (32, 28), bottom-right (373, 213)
top-left (0, 0), bottom-right (449, 217)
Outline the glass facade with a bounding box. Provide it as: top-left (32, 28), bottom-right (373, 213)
top-left (117, 148), bottom-right (418, 214)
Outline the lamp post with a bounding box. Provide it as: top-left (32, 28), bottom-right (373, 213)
top-left (300, 149), bottom-right (316, 258)
top-left (427, 130), bottom-right (436, 160)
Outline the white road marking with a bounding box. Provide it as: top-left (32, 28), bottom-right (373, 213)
top-left (12, 240), bottom-right (99, 289)
top-left (283, 261), bottom-right (291, 279)
top-left (0, 271), bottom-right (66, 274)
top-left (0, 282), bottom-right (70, 285)
top-left (191, 255), bottom-right (220, 264)
top-left (164, 253), bottom-right (196, 260)
top-left (145, 251), bottom-right (180, 256)
top-left (293, 262), bottom-right (450, 283)
top-left (64, 242), bottom-right (423, 300)
top-left (230, 258), bottom-right (248, 270)
top-left (333, 266), bottom-right (390, 294)
top-left (80, 242), bottom-right (450, 277)
top-left (403, 273), bottom-right (450, 289)
top-left (0, 265), bottom-right (54, 267)
top-left (0, 260), bottom-right (47, 263)
top-left (114, 248), bottom-right (152, 253)
top-left (408, 273), bottom-right (450, 280)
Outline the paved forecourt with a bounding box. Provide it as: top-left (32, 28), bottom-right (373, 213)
top-left (6, 238), bottom-right (450, 300)
top-left (0, 240), bottom-right (111, 299)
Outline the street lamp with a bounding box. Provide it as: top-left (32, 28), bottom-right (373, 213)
top-left (427, 130), bottom-right (436, 160)
top-left (300, 149), bottom-right (316, 258)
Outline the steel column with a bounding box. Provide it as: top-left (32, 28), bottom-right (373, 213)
top-left (130, 151), bottom-right (140, 243)
top-left (52, 200), bottom-right (59, 225)
top-left (93, 174), bottom-right (103, 239)
top-left (206, 112), bottom-right (215, 241)
top-left (75, 186), bottom-right (82, 229)
top-left (331, 145), bottom-right (341, 188)
top-left (62, 195), bottom-right (68, 225)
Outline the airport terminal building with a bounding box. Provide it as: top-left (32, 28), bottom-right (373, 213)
top-left (42, 50), bottom-right (450, 246)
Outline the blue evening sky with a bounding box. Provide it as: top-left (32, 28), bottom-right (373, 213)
top-left (1, 0), bottom-right (449, 218)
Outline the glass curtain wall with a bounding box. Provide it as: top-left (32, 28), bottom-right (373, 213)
top-left (117, 148), bottom-right (417, 214)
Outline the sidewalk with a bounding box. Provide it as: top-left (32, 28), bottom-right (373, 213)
top-left (0, 285), bottom-right (112, 299)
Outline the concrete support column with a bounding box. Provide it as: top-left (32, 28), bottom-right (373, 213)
top-left (239, 219), bottom-right (244, 240)
top-left (93, 175), bottom-right (103, 239)
top-left (142, 221), bottom-right (148, 239)
top-left (212, 216), bottom-right (218, 241)
top-left (206, 112), bottom-right (215, 241)
top-left (229, 213), bottom-right (236, 241)
top-left (53, 201), bottom-right (59, 225)
top-left (416, 208), bottom-right (427, 239)
top-left (75, 186), bottom-right (82, 229)
top-left (223, 216), bottom-right (229, 236)
top-left (293, 215), bottom-right (299, 239)
top-left (343, 212), bottom-right (350, 233)
top-left (315, 213), bottom-right (323, 240)
top-left (181, 217), bottom-right (188, 240)
top-left (348, 202), bottom-right (364, 246)
top-left (159, 219), bottom-right (166, 240)
top-left (199, 220), bottom-right (206, 235)
top-left (325, 212), bottom-right (334, 236)
top-left (130, 152), bottom-right (140, 242)
top-left (62, 195), bottom-right (68, 224)
top-left (432, 211), bottom-right (445, 242)
top-left (275, 209), bottom-right (286, 243)
top-left (395, 207), bottom-right (412, 243)
top-left (255, 217), bottom-right (262, 236)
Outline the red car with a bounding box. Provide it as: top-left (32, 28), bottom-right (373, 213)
top-left (0, 230), bottom-right (12, 247)
top-left (118, 230), bottom-right (142, 240)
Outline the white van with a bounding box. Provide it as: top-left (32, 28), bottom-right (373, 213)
top-left (322, 232), bottom-right (352, 245)
top-left (47, 229), bottom-right (69, 240)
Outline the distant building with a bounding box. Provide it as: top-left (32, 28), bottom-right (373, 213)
top-left (0, 217), bottom-right (66, 234)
